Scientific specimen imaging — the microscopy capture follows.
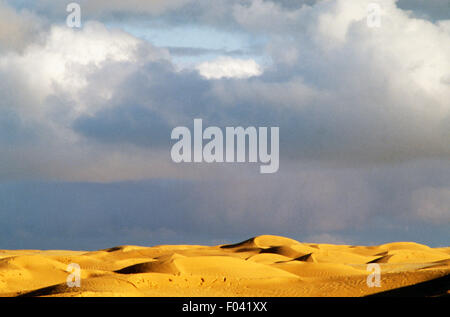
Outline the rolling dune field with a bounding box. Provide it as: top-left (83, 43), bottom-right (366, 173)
top-left (0, 235), bottom-right (449, 297)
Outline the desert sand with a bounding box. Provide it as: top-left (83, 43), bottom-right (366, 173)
top-left (0, 235), bottom-right (448, 297)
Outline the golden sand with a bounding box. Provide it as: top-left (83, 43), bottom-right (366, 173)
top-left (0, 235), bottom-right (448, 297)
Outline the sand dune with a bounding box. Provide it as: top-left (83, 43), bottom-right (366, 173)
top-left (0, 235), bottom-right (448, 297)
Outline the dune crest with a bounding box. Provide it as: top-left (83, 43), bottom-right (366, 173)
top-left (0, 235), bottom-right (448, 297)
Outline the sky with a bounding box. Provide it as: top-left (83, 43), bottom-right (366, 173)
top-left (0, 0), bottom-right (449, 250)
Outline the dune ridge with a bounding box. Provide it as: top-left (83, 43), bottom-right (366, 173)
top-left (0, 235), bottom-right (448, 297)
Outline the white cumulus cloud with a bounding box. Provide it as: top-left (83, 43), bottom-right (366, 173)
top-left (196, 56), bottom-right (263, 79)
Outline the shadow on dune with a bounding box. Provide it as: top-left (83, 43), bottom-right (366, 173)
top-left (16, 283), bottom-right (74, 297)
top-left (15, 272), bottom-right (450, 297)
top-left (220, 238), bottom-right (255, 249)
top-left (115, 262), bottom-right (159, 274)
top-left (367, 254), bottom-right (393, 263)
top-left (366, 274), bottom-right (450, 297)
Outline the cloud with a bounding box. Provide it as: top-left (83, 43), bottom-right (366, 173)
top-left (0, 0), bottom-right (449, 179)
top-left (0, 0), bottom-right (449, 248)
top-left (79, 0), bottom-right (193, 16)
top-left (0, 1), bottom-right (44, 52)
top-left (5, 0), bottom-right (320, 28)
top-left (397, 0), bottom-right (450, 21)
top-left (196, 56), bottom-right (263, 79)
top-left (0, 22), bottom-right (168, 123)
top-left (73, 104), bottom-right (172, 147)
top-left (167, 46), bottom-right (247, 57)
top-left (411, 187), bottom-right (450, 224)
top-left (6, 0), bottom-right (193, 20)
top-left (304, 233), bottom-right (350, 245)
top-left (2, 163), bottom-right (449, 250)
top-left (0, 0), bottom-right (449, 178)
top-left (217, 0), bottom-right (450, 164)
top-left (0, 21), bottom-right (168, 115)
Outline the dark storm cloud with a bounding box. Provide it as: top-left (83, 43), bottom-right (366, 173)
top-left (1, 162), bottom-right (449, 250)
top-left (5, 0), bottom-right (319, 25)
top-left (74, 106), bottom-right (172, 147)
